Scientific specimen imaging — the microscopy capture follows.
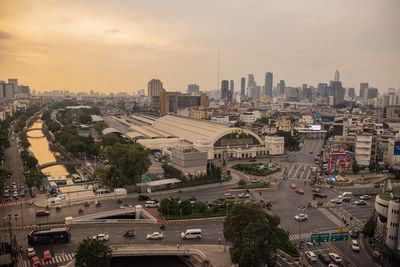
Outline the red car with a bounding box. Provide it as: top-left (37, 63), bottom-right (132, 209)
top-left (295, 189), bottom-right (304, 194)
top-left (43, 250), bottom-right (52, 261)
top-left (31, 256), bottom-right (41, 267)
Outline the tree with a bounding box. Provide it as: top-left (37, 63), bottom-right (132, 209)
top-left (353, 161), bottom-right (361, 174)
top-left (238, 179), bottom-right (247, 187)
top-left (178, 199), bottom-right (193, 215)
top-left (363, 213), bottom-right (376, 237)
top-left (75, 237), bottom-right (112, 267)
top-left (93, 122), bottom-right (108, 134)
top-left (47, 120), bottom-right (61, 133)
top-left (79, 112), bottom-right (92, 124)
top-left (224, 203), bottom-right (290, 267)
top-left (102, 133), bottom-right (120, 147)
top-left (0, 167), bottom-right (12, 188)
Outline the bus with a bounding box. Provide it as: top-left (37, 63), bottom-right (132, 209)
top-left (27, 227), bottom-right (71, 245)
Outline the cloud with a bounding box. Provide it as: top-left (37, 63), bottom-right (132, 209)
top-left (0, 31), bottom-right (11, 39)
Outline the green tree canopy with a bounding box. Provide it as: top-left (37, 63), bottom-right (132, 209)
top-left (75, 237), bottom-right (112, 267)
top-left (102, 133), bottom-right (120, 147)
top-left (224, 203), bottom-right (293, 267)
top-left (93, 121), bottom-right (108, 134)
top-left (47, 120), bottom-right (62, 133)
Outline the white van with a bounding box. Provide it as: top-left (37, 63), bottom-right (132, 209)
top-left (305, 251), bottom-right (317, 262)
top-left (342, 192), bottom-right (353, 198)
top-left (351, 239), bottom-right (360, 251)
top-left (145, 200), bottom-right (159, 208)
top-left (181, 229), bottom-right (202, 239)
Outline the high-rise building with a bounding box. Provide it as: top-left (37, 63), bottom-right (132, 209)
top-left (334, 70), bottom-right (340, 82)
top-left (367, 88), bottom-right (378, 99)
top-left (221, 80), bottom-right (230, 100)
top-left (318, 83), bottom-right (328, 97)
top-left (240, 77), bottom-right (246, 96)
top-left (330, 81), bottom-right (345, 106)
top-left (0, 81), bottom-right (5, 98)
top-left (265, 72), bottom-right (273, 98)
top-left (8, 79), bottom-right (18, 94)
top-left (187, 84), bottom-right (199, 95)
top-left (230, 80), bottom-right (234, 100)
top-left (360, 83), bottom-right (368, 98)
top-left (348, 88), bottom-right (355, 98)
top-left (18, 85), bottom-right (30, 95)
top-left (148, 79), bottom-right (164, 102)
top-left (158, 91), bottom-right (208, 114)
top-left (279, 80), bottom-right (285, 95)
top-left (4, 83), bottom-right (14, 98)
top-left (247, 74), bottom-right (256, 96)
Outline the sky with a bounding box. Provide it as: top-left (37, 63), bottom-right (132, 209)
top-left (0, 0), bottom-right (399, 94)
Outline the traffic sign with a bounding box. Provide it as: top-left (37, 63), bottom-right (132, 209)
top-left (334, 228), bottom-right (348, 232)
top-left (310, 233), bottom-right (330, 243)
top-left (330, 231), bottom-right (349, 241)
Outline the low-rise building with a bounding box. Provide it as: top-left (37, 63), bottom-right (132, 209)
top-left (355, 135), bottom-right (373, 166)
top-left (264, 136), bottom-right (284, 155)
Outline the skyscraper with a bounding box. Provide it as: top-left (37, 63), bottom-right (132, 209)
top-left (240, 77), bottom-right (246, 96)
top-left (221, 80), bottom-right (229, 100)
top-left (330, 81), bottom-right (345, 106)
top-left (348, 88), bottom-right (355, 98)
top-left (318, 83), bottom-right (328, 97)
top-left (247, 74), bottom-right (256, 97)
top-left (187, 84), bottom-right (199, 95)
top-left (8, 79), bottom-right (18, 94)
top-left (367, 88), bottom-right (378, 99)
top-left (334, 70), bottom-right (340, 82)
top-left (360, 83), bottom-right (368, 98)
top-left (230, 80), bottom-right (234, 99)
top-left (148, 79), bottom-right (163, 103)
top-left (279, 80), bottom-right (285, 95)
top-left (265, 72), bottom-right (273, 98)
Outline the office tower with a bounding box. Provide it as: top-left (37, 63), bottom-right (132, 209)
top-left (265, 72), bottom-right (273, 98)
top-left (4, 83), bottom-right (14, 98)
top-left (348, 88), bottom-right (355, 98)
top-left (18, 85), bottom-right (30, 95)
top-left (334, 70), bottom-right (340, 82)
top-left (148, 79), bottom-right (163, 102)
top-left (247, 74), bottom-right (256, 95)
top-left (240, 77), bottom-right (246, 96)
top-left (367, 88), bottom-right (378, 99)
top-left (221, 80), bottom-right (229, 100)
top-left (0, 81), bottom-right (4, 98)
top-left (230, 80), bottom-right (234, 98)
top-left (187, 84), bottom-right (200, 95)
top-left (8, 79), bottom-right (18, 94)
top-left (360, 83), bottom-right (368, 98)
top-left (279, 80), bottom-right (285, 95)
top-left (330, 81), bottom-right (345, 106)
top-left (318, 83), bottom-right (328, 97)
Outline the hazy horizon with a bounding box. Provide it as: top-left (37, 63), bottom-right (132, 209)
top-left (0, 0), bottom-right (399, 94)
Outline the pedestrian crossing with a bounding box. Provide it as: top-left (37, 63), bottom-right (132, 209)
top-left (286, 163), bottom-right (315, 180)
top-left (0, 199), bottom-right (30, 207)
top-left (23, 252), bottom-right (75, 267)
top-left (289, 228), bottom-right (341, 241)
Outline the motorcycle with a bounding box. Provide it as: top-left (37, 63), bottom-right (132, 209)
top-left (160, 224), bottom-right (166, 230)
top-left (84, 201), bottom-right (90, 207)
top-left (117, 199), bottom-right (122, 203)
top-left (78, 208), bottom-right (83, 214)
top-left (95, 201), bottom-right (101, 207)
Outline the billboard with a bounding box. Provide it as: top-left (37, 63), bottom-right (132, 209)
top-left (394, 141), bottom-right (400, 156)
top-left (329, 151), bottom-right (355, 173)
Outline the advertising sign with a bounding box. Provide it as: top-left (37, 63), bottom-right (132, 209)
top-left (394, 141), bottom-right (400, 156)
top-left (328, 151), bottom-right (355, 173)
top-left (308, 125), bottom-right (322, 131)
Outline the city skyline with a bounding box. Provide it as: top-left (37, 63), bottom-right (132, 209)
top-left (0, 0), bottom-right (399, 93)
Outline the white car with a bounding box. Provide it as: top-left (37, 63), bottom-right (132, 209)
top-left (27, 247), bottom-right (36, 258)
top-left (329, 253), bottom-right (342, 264)
top-left (120, 204), bottom-right (133, 209)
top-left (146, 232), bottom-right (164, 240)
top-left (355, 200), bottom-right (367, 205)
top-left (351, 239), bottom-right (360, 251)
top-left (92, 233), bottom-right (109, 241)
top-left (360, 195), bottom-right (371, 200)
top-left (238, 193), bottom-right (250, 198)
top-left (330, 198), bottom-right (343, 204)
top-left (294, 214), bottom-right (308, 221)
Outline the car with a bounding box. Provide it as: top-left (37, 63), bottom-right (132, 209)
top-left (188, 195), bottom-right (196, 202)
top-left (350, 229), bottom-right (360, 238)
top-left (120, 204), bottom-right (133, 209)
top-left (330, 198), bottom-right (343, 204)
top-left (27, 247), bottom-right (36, 258)
top-left (30, 256), bottom-right (41, 267)
top-left (12, 191), bottom-right (18, 199)
top-left (249, 158), bottom-right (257, 162)
top-left (36, 210), bottom-right (50, 216)
top-left (3, 191), bottom-right (9, 198)
top-left (309, 151), bottom-right (313, 154)
top-left (224, 193), bottom-right (235, 199)
top-left (92, 233), bottom-right (109, 241)
top-left (305, 251), bottom-right (317, 262)
top-left (124, 230), bottom-right (136, 238)
top-left (4, 186), bottom-right (10, 191)
top-left (351, 239), bottom-right (360, 251)
top-left (138, 195), bottom-right (151, 201)
top-left (238, 193), bottom-right (250, 198)
top-left (318, 253), bottom-right (330, 264)
top-left (146, 232), bottom-right (164, 240)
top-left (329, 253), bottom-right (342, 264)
top-left (290, 184), bottom-right (297, 189)
top-left (294, 214), bottom-right (308, 221)
top-left (217, 196), bottom-right (226, 201)
top-left (311, 187), bottom-right (320, 193)
top-left (313, 192), bottom-right (328, 198)
top-left (360, 195), bottom-right (372, 200)
top-left (355, 200), bottom-right (367, 205)
top-left (295, 189), bottom-right (304, 194)
top-left (43, 250), bottom-right (52, 261)
top-left (206, 201), bottom-right (214, 207)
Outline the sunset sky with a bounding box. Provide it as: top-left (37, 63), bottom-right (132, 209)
top-left (0, 0), bottom-right (399, 94)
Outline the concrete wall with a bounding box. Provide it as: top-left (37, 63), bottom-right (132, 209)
top-left (171, 149), bottom-right (208, 168)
